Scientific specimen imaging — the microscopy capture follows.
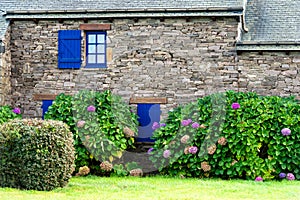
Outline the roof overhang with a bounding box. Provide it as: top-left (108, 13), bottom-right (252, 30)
top-left (236, 41), bottom-right (300, 51)
top-left (4, 7), bottom-right (243, 19)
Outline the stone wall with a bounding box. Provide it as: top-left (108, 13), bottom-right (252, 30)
top-left (8, 17), bottom-right (239, 117)
top-left (0, 27), bottom-right (12, 106)
top-left (237, 52), bottom-right (300, 97)
top-left (6, 16), bottom-right (300, 119)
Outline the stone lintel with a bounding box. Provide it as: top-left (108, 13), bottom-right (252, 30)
top-left (129, 97), bottom-right (167, 104)
top-left (79, 24), bottom-right (111, 30)
top-left (33, 94), bottom-right (58, 100)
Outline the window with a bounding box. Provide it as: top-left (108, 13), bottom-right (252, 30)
top-left (85, 32), bottom-right (107, 68)
top-left (58, 24), bottom-right (111, 69)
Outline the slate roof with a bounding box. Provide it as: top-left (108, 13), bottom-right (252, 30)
top-left (1, 0), bottom-right (300, 51)
top-left (237, 0), bottom-right (300, 51)
top-left (0, 0), bottom-right (243, 40)
top-left (0, 0), bottom-right (242, 39)
top-left (0, 0), bottom-right (242, 11)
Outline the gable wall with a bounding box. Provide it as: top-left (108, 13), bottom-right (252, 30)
top-left (8, 17), bottom-right (239, 117)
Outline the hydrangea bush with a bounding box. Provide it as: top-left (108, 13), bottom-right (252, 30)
top-left (45, 90), bottom-right (138, 174)
top-left (72, 90), bottom-right (138, 163)
top-left (0, 106), bottom-right (22, 124)
top-left (149, 91), bottom-right (300, 180)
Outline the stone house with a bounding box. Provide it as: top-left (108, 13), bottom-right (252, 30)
top-left (0, 0), bottom-right (299, 141)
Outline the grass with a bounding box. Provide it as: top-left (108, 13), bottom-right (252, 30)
top-left (0, 176), bottom-right (299, 200)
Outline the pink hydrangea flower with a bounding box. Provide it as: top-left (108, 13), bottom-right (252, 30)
top-left (188, 146), bottom-right (198, 154)
top-left (152, 122), bottom-right (160, 130)
top-left (77, 120), bottom-right (85, 128)
top-left (180, 135), bottom-right (190, 144)
top-left (163, 150), bottom-right (171, 158)
top-left (191, 122), bottom-right (200, 129)
top-left (286, 173), bottom-right (295, 181)
top-left (281, 128), bottom-right (291, 136)
top-left (12, 107), bottom-right (21, 114)
top-left (231, 102), bottom-right (240, 110)
top-left (87, 105), bottom-right (96, 112)
top-left (181, 119), bottom-right (192, 126)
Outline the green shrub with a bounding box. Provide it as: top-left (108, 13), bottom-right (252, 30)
top-left (0, 119), bottom-right (75, 191)
top-left (44, 93), bottom-right (94, 173)
top-left (0, 106), bottom-right (22, 124)
top-left (150, 91), bottom-right (300, 180)
top-left (73, 90), bottom-right (137, 162)
top-left (45, 90), bottom-right (138, 174)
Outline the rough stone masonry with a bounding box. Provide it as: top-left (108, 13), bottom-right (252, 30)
top-left (1, 16), bottom-right (300, 118)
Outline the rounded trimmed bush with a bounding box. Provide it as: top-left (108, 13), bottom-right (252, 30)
top-left (0, 119), bottom-right (75, 191)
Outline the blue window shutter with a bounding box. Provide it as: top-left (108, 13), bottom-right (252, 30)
top-left (58, 30), bottom-right (82, 69)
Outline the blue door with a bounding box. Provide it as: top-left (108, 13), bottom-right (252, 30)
top-left (137, 104), bottom-right (160, 142)
top-left (41, 100), bottom-right (53, 119)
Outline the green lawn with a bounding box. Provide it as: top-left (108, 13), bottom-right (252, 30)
top-left (0, 176), bottom-right (299, 200)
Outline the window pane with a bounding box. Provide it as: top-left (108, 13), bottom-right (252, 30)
top-left (97, 55), bottom-right (105, 64)
top-left (97, 34), bottom-right (105, 43)
top-left (88, 55), bottom-right (96, 63)
top-left (97, 45), bottom-right (105, 53)
top-left (88, 35), bottom-right (96, 43)
top-left (88, 45), bottom-right (96, 53)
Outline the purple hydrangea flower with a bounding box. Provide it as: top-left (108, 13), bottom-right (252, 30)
top-left (77, 120), bottom-right (86, 128)
top-left (191, 122), bottom-right (200, 129)
top-left (188, 146), bottom-right (198, 154)
top-left (255, 176), bottom-right (263, 182)
top-left (147, 148), bottom-right (154, 154)
top-left (286, 173), bottom-right (295, 181)
top-left (279, 172), bottom-right (286, 179)
top-left (152, 122), bottom-right (160, 130)
top-left (160, 123), bottom-right (166, 127)
top-left (181, 119), bottom-right (192, 126)
top-left (231, 102), bottom-right (240, 110)
top-left (163, 150), bottom-right (171, 158)
top-left (87, 105), bottom-right (96, 112)
top-left (281, 128), bottom-right (291, 136)
top-left (12, 107), bottom-right (21, 114)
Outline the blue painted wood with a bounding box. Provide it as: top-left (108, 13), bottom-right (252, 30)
top-left (58, 30), bottom-right (82, 69)
top-left (42, 100), bottom-right (53, 119)
top-left (137, 104), bottom-right (160, 142)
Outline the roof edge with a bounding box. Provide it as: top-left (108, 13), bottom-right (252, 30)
top-left (236, 42), bottom-right (300, 51)
top-left (5, 7), bottom-right (244, 15)
top-left (237, 41), bottom-right (300, 45)
top-left (5, 11), bottom-right (243, 20)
